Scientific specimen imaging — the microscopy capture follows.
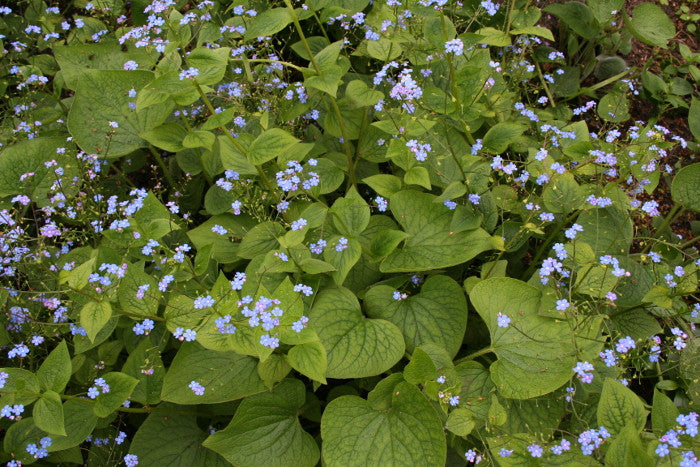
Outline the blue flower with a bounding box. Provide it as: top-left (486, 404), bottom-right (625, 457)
top-left (496, 313), bottom-right (510, 328)
top-left (194, 295), bottom-right (215, 309)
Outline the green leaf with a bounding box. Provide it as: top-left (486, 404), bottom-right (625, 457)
top-left (33, 390), bottom-right (66, 436)
top-left (238, 221), bottom-right (285, 259)
top-left (0, 137), bottom-right (79, 205)
top-left (510, 26), bottom-right (554, 41)
top-left (121, 336), bottom-right (165, 405)
top-left (186, 47), bottom-right (230, 85)
top-left (542, 173), bottom-right (584, 213)
top-left (37, 341), bottom-right (71, 393)
top-left (604, 424), bottom-right (653, 466)
top-left (321, 382), bottom-right (446, 466)
top-left (470, 278), bottom-right (575, 399)
top-left (309, 287), bottom-right (404, 378)
top-left (204, 379), bottom-right (319, 467)
top-left (380, 191), bottom-right (494, 272)
top-left (652, 389), bottom-right (679, 436)
top-left (323, 236), bottom-right (361, 285)
top-left (476, 27), bottom-right (511, 46)
top-left (626, 2), bottom-right (675, 48)
top-left (481, 122), bottom-right (527, 154)
top-left (642, 285), bottom-right (672, 308)
top-left (257, 354), bottom-right (292, 388)
top-left (187, 213), bottom-right (256, 263)
top-left (671, 163), bottom-right (700, 212)
top-left (118, 265), bottom-right (160, 317)
top-left (67, 70), bottom-right (173, 158)
top-left (330, 188), bottom-right (370, 237)
top-left (365, 275), bottom-right (467, 356)
top-left (446, 409), bottom-right (476, 436)
top-left (3, 399), bottom-right (98, 461)
top-left (403, 347), bottom-right (437, 385)
top-left (597, 378), bottom-right (648, 434)
top-left (577, 207), bottom-right (633, 256)
top-left (488, 395), bottom-right (508, 426)
top-left (362, 174), bottom-right (402, 197)
top-left (66, 257), bottom-right (96, 290)
top-left (286, 341), bottom-right (327, 384)
top-left (161, 343), bottom-right (267, 404)
top-left (544, 1), bottom-right (601, 39)
top-left (689, 98), bottom-right (700, 142)
top-left (93, 372), bottom-right (139, 418)
top-left (245, 8), bottom-right (292, 39)
top-left (53, 41), bottom-right (158, 90)
top-left (131, 410), bottom-right (229, 466)
top-left (183, 130), bottom-right (216, 150)
top-left (404, 166), bottom-right (431, 189)
top-left (597, 91), bottom-right (630, 122)
top-left (80, 300), bottom-right (112, 343)
top-left (345, 80), bottom-right (383, 108)
top-left (247, 128), bottom-right (300, 166)
top-left (140, 123), bottom-right (188, 152)
top-left (369, 229), bottom-right (408, 260)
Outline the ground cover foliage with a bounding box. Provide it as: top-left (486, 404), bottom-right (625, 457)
top-left (0, 0), bottom-right (698, 465)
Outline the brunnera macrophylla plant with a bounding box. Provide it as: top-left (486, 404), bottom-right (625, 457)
top-left (0, 0), bottom-right (698, 465)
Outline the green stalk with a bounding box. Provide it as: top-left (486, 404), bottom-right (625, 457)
top-left (454, 347), bottom-right (494, 365)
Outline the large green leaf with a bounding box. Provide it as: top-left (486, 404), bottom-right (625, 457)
top-left (577, 207), bottom-right (633, 256)
top-left (32, 390), bottom-right (66, 436)
top-left (625, 2), bottom-right (675, 48)
top-left (160, 343), bottom-right (267, 404)
top-left (380, 191), bottom-right (494, 272)
top-left (0, 137), bottom-right (79, 205)
top-left (80, 300), bottom-right (112, 343)
top-left (365, 275), bottom-right (467, 356)
top-left (67, 69), bottom-right (173, 158)
top-left (130, 410), bottom-right (229, 466)
top-left (308, 287), bottom-right (404, 378)
top-left (544, 1), bottom-right (601, 39)
top-left (597, 378), bottom-right (648, 434)
top-left (286, 341), bottom-right (328, 384)
top-left (470, 278), bottom-right (575, 399)
top-left (671, 163), bottom-right (700, 212)
top-left (186, 47), bottom-right (230, 85)
top-left (481, 122), bottom-right (527, 154)
top-left (651, 389), bottom-right (679, 437)
top-left (37, 341), bottom-right (71, 393)
top-left (321, 382), bottom-right (446, 466)
top-left (93, 372), bottom-right (139, 417)
top-left (53, 41), bottom-right (158, 90)
top-left (118, 265), bottom-right (160, 317)
top-left (247, 128), bottom-right (299, 166)
top-left (203, 379), bottom-right (319, 467)
top-left (245, 7), bottom-right (292, 39)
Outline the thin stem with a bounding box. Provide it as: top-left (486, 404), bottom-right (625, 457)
top-left (149, 145), bottom-right (176, 189)
top-left (454, 347), bottom-right (494, 365)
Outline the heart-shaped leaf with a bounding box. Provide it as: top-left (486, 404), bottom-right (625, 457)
top-left (204, 379), bottom-right (319, 467)
top-left (470, 278), bottom-right (575, 399)
top-left (365, 275), bottom-right (467, 357)
top-left (309, 287), bottom-right (404, 378)
top-left (381, 191), bottom-right (494, 272)
top-left (321, 382), bottom-right (446, 466)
